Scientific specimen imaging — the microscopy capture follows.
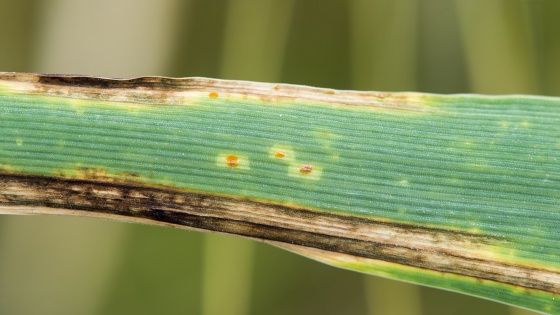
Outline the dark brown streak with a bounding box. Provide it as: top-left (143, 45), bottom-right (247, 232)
top-left (0, 172), bottom-right (558, 294)
top-left (0, 72), bottom-right (432, 111)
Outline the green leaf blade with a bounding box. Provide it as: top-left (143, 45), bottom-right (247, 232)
top-left (0, 73), bottom-right (558, 313)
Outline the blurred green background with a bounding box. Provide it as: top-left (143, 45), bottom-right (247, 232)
top-left (0, 1), bottom-right (557, 314)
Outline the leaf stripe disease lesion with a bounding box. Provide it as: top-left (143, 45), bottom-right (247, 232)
top-left (0, 72), bottom-right (434, 112)
top-left (0, 172), bottom-right (557, 295)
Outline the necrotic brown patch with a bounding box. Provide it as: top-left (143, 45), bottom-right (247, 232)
top-left (0, 172), bottom-right (556, 295)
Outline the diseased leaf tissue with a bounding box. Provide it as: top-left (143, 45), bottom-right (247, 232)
top-left (0, 72), bottom-right (558, 314)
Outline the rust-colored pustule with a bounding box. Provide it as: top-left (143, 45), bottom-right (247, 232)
top-left (209, 92), bottom-right (219, 98)
top-left (275, 151), bottom-right (286, 158)
top-left (299, 164), bottom-right (313, 174)
top-left (226, 155), bottom-right (239, 167)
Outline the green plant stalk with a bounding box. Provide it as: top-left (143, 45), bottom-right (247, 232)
top-left (0, 73), bottom-right (558, 314)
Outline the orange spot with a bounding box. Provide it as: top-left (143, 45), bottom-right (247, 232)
top-left (275, 150), bottom-right (286, 158)
top-left (225, 155), bottom-right (239, 167)
top-left (299, 164), bottom-right (313, 174)
top-left (376, 93), bottom-right (388, 99)
top-left (209, 92), bottom-right (219, 98)
top-left (274, 85), bottom-right (280, 90)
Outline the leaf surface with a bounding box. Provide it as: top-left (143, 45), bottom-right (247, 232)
top-left (0, 72), bottom-right (558, 314)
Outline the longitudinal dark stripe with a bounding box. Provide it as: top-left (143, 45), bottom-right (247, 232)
top-left (0, 173), bottom-right (557, 295)
top-left (2, 72), bottom-right (432, 110)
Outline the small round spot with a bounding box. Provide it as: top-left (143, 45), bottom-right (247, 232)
top-left (275, 150), bottom-right (286, 158)
top-left (376, 93), bottom-right (388, 99)
top-left (225, 155), bottom-right (239, 167)
top-left (209, 92), bottom-right (219, 98)
top-left (274, 85), bottom-right (280, 90)
top-left (299, 164), bottom-right (313, 174)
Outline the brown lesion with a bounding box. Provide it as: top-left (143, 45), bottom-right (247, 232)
top-left (0, 72), bottom-right (433, 112)
top-left (0, 172), bottom-right (558, 294)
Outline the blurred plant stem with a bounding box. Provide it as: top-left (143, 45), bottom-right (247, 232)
top-left (349, 0), bottom-right (418, 91)
top-left (349, 1), bottom-right (422, 315)
top-left (541, 1), bottom-right (560, 96)
top-left (219, 0), bottom-right (294, 81)
top-left (364, 277), bottom-right (422, 315)
top-left (201, 1), bottom-right (294, 315)
top-left (0, 1), bottom-right (38, 72)
top-left (509, 307), bottom-right (543, 315)
top-left (456, 0), bottom-right (539, 95)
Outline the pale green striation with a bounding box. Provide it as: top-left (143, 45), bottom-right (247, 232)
top-left (0, 73), bottom-right (558, 314)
